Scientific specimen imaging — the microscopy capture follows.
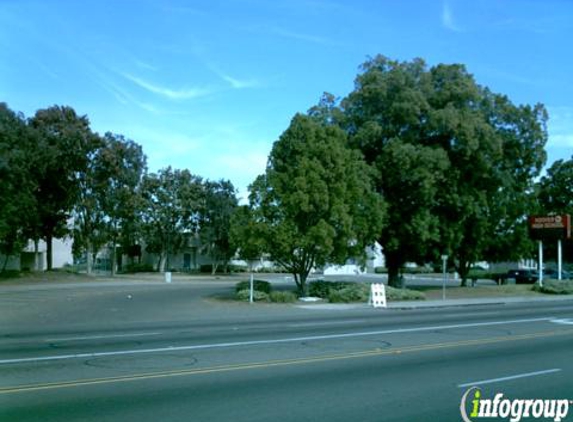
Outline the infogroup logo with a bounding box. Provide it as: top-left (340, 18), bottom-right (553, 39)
top-left (460, 387), bottom-right (571, 422)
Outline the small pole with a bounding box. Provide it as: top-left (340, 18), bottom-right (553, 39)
top-left (249, 271), bottom-right (254, 304)
top-left (441, 255), bottom-right (448, 300)
top-left (558, 239), bottom-right (562, 280)
top-left (538, 240), bottom-right (544, 287)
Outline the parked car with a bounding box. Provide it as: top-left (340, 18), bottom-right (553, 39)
top-left (497, 269), bottom-right (539, 284)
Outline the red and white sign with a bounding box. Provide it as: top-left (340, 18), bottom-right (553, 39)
top-left (529, 215), bottom-right (571, 240)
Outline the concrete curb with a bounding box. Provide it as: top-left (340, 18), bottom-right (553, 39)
top-left (297, 295), bottom-right (573, 311)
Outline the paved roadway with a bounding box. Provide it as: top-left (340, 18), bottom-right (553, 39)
top-left (1, 277), bottom-right (573, 421)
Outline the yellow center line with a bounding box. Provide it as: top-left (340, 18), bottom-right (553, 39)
top-left (1, 329), bottom-right (572, 395)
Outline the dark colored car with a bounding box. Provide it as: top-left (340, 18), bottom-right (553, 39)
top-left (504, 269), bottom-right (539, 284)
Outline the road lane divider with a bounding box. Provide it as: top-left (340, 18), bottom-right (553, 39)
top-left (458, 368), bottom-right (562, 388)
top-left (43, 332), bottom-right (162, 342)
top-left (1, 328), bottom-right (573, 395)
top-left (0, 317), bottom-right (554, 365)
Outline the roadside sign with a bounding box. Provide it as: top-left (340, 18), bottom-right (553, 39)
top-left (529, 215), bottom-right (571, 240)
top-left (370, 283), bottom-right (387, 308)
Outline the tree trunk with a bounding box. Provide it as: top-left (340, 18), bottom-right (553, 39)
top-left (111, 243), bottom-right (116, 277)
top-left (159, 253), bottom-right (167, 273)
top-left (34, 240), bottom-right (40, 271)
top-left (295, 270), bottom-right (310, 296)
top-left (1, 254), bottom-right (8, 273)
top-left (86, 241), bottom-right (93, 275)
top-left (211, 262), bottom-right (219, 275)
top-left (457, 260), bottom-right (471, 287)
top-left (385, 250), bottom-right (404, 288)
top-left (46, 234), bottom-right (53, 271)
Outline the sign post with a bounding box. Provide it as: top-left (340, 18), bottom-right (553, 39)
top-left (538, 241), bottom-right (543, 287)
top-left (441, 255), bottom-right (448, 300)
top-left (558, 239), bottom-right (563, 281)
top-left (529, 215), bottom-right (571, 287)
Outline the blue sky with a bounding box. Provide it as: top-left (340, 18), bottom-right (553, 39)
top-left (1, 0), bottom-right (572, 200)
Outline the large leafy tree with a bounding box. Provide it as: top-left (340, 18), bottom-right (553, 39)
top-left (341, 55), bottom-right (547, 286)
top-left (247, 114), bottom-right (385, 295)
top-left (536, 156), bottom-right (573, 262)
top-left (342, 57), bottom-right (450, 286)
top-left (0, 104), bottom-right (37, 271)
top-left (537, 156), bottom-right (573, 215)
top-left (200, 179), bottom-right (238, 274)
top-left (140, 167), bottom-right (203, 272)
top-left (229, 205), bottom-right (267, 269)
top-left (73, 133), bottom-right (146, 274)
top-left (72, 133), bottom-right (105, 273)
top-left (29, 105), bottom-right (99, 270)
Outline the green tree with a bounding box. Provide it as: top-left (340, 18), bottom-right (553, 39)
top-left (140, 167), bottom-right (203, 272)
top-left (73, 133), bottom-right (146, 274)
top-left (200, 179), bottom-right (238, 274)
top-left (0, 104), bottom-right (36, 271)
top-left (537, 156), bottom-right (573, 215)
top-left (229, 205), bottom-right (266, 268)
top-left (536, 156), bottom-right (573, 262)
top-left (247, 114), bottom-right (385, 295)
top-left (29, 105), bottom-right (99, 270)
top-left (342, 56), bottom-right (449, 286)
top-left (97, 133), bottom-right (146, 275)
top-left (341, 55), bottom-right (547, 286)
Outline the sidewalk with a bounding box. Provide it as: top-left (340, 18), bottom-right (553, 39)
top-left (297, 294), bottom-right (573, 311)
top-left (388, 294), bottom-right (573, 309)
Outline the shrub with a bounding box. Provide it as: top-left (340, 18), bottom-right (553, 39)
top-left (269, 291), bottom-right (298, 303)
top-left (236, 289), bottom-right (269, 302)
top-left (386, 286), bottom-right (425, 301)
top-left (532, 280), bottom-right (573, 295)
top-left (228, 264), bottom-right (248, 273)
top-left (235, 279), bottom-right (272, 294)
top-left (402, 266), bottom-right (433, 275)
top-left (0, 270), bottom-right (21, 279)
top-left (308, 280), bottom-right (331, 298)
top-left (121, 263), bottom-right (155, 274)
top-left (328, 284), bottom-right (370, 303)
top-left (308, 280), bottom-right (425, 302)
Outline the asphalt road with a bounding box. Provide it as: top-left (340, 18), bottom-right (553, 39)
top-left (1, 278), bottom-right (573, 422)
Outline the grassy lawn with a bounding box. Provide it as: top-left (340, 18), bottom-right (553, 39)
top-left (421, 284), bottom-right (542, 300)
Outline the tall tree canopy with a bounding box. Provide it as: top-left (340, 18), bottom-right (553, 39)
top-left (536, 156), bottom-right (573, 262)
top-left (73, 133), bottom-right (146, 274)
top-left (537, 156), bottom-right (573, 215)
top-left (247, 114), bottom-right (385, 295)
top-left (140, 167), bottom-right (203, 273)
top-left (0, 104), bottom-right (37, 270)
top-left (200, 179), bottom-right (238, 274)
top-left (339, 55), bottom-right (547, 285)
top-left (29, 105), bottom-right (100, 270)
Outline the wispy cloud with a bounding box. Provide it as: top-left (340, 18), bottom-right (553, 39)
top-left (87, 66), bottom-right (163, 113)
top-left (442, 2), bottom-right (462, 32)
top-left (206, 64), bottom-right (259, 89)
top-left (259, 25), bottom-right (344, 47)
top-left (121, 73), bottom-right (211, 100)
top-left (220, 73), bottom-right (259, 89)
top-left (134, 60), bottom-right (158, 72)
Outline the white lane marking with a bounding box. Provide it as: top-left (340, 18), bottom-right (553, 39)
top-left (288, 319), bottom-right (368, 328)
top-left (458, 369), bottom-right (562, 388)
top-left (550, 318), bottom-right (573, 325)
top-left (0, 317), bottom-right (553, 365)
top-left (44, 333), bottom-right (162, 342)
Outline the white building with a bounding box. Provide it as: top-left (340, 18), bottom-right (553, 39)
top-left (0, 238), bottom-right (73, 271)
